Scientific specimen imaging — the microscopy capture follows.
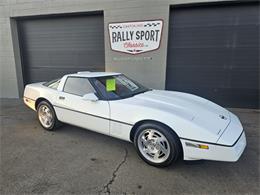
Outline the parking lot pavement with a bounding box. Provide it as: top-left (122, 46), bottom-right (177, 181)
top-left (0, 98), bottom-right (259, 195)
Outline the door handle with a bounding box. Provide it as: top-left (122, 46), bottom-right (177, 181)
top-left (59, 96), bottom-right (65, 100)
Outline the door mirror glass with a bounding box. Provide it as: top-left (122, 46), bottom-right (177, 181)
top-left (82, 93), bottom-right (99, 102)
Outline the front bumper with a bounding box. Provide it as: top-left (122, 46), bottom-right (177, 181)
top-left (181, 131), bottom-right (246, 161)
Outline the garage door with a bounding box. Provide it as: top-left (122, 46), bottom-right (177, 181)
top-left (166, 3), bottom-right (259, 108)
top-left (17, 13), bottom-right (105, 84)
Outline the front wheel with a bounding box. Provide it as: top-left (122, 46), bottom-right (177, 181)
top-left (37, 101), bottom-right (59, 130)
top-left (134, 123), bottom-right (182, 167)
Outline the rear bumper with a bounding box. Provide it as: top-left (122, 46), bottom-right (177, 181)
top-left (23, 96), bottom-right (36, 111)
top-left (181, 131), bottom-right (246, 161)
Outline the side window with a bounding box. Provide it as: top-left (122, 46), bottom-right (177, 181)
top-left (48, 79), bottom-right (60, 89)
top-left (63, 77), bottom-right (95, 96)
top-left (43, 78), bottom-right (60, 90)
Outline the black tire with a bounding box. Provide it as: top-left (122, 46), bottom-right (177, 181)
top-left (134, 122), bottom-right (182, 167)
top-left (37, 101), bottom-right (60, 131)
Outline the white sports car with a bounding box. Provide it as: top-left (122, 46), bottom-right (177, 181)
top-left (24, 71), bottom-right (246, 167)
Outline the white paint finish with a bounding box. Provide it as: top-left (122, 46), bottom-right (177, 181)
top-left (181, 132), bottom-right (246, 161)
top-left (217, 112), bottom-right (243, 145)
top-left (139, 90), bottom-right (231, 135)
top-left (67, 72), bottom-right (121, 78)
top-left (54, 92), bottom-right (110, 135)
top-left (23, 96), bottom-right (36, 110)
top-left (57, 75), bottom-right (68, 92)
top-left (109, 90), bottom-right (232, 143)
top-left (109, 120), bottom-right (132, 141)
top-left (23, 82), bottom-right (58, 105)
top-left (23, 72), bottom-right (246, 162)
top-left (54, 106), bottom-right (110, 136)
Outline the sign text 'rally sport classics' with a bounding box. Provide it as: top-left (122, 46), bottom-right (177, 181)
top-left (108, 20), bottom-right (163, 55)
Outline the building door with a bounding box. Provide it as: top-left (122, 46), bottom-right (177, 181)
top-left (18, 13), bottom-right (105, 84)
top-left (166, 3), bottom-right (259, 108)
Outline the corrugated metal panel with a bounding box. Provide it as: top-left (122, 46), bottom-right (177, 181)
top-left (18, 13), bottom-right (105, 84)
top-left (166, 3), bottom-right (259, 108)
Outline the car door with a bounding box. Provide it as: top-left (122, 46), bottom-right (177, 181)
top-left (54, 76), bottom-right (110, 135)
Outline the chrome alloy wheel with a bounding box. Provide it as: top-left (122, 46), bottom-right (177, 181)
top-left (137, 129), bottom-right (171, 163)
top-left (38, 105), bottom-right (54, 128)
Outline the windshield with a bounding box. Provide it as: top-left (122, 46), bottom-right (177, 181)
top-left (92, 74), bottom-right (150, 100)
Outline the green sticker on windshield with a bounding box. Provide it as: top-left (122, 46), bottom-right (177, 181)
top-left (106, 79), bottom-right (116, 91)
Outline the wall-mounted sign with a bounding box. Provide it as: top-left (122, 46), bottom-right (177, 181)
top-left (108, 20), bottom-right (163, 55)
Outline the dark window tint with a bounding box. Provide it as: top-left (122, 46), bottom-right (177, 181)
top-left (93, 75), bottom-right (149, 100)
top-left (63, 77), bottom-right (95, 96)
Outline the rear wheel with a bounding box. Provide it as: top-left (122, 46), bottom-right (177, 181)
top-left (134, 123), bottom-right (182, 167)
top-left (37, 101), bottom-right (59, 130)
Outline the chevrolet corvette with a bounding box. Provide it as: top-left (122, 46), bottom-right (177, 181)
top-left (23, 71), bottom-right (246, 167)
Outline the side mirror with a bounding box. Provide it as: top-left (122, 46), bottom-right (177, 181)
top-left (82, 93), bottom-right (99, 102)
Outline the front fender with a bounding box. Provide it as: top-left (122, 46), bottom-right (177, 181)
top-left (109, 100), bottom-right (219, 143)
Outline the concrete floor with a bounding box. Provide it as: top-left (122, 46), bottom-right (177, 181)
top-left (0, 99), bottom-right (259, 195)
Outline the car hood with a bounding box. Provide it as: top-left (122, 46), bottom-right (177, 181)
top-left (132, 90), bottom-right (230, 136)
